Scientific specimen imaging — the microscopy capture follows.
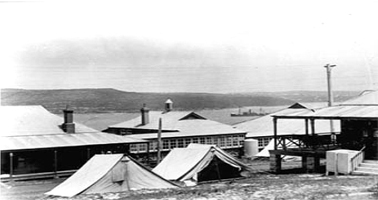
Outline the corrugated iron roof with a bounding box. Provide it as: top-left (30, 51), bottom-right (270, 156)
top-left (272, 92), bottom-right (378, 119)
top-left (109, 111), bottom-right (203, 131)
top-left (1, 133), bottom-right (146, 151)
top-left (129, 119), bottom-right (246, 140)
top-left (340, 90), bottom-right (378, 105)
top-left (0, 106), bottom-right (146, 151)
top-left (107, 111), bottom-right (246, 139)
top-left (1, 105), bottom-right (97, 136)
top-left (272, 105), bottom-right (378, 119)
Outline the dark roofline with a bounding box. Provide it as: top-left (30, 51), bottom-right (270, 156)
top-left (272, 115), bottom-right (377, 120)
top-left (339, 104), bottom-right (378, 106)
top-left (130, 132), bottom-right (247, 140)
top-left (1, 140), bottom-right (149, 153)
top-left (179, 112), bottom-right (207, 120)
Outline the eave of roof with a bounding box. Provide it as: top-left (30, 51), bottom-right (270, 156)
top-left (127, 129), bottom-right (246, 140)
top-left (272, 105), bottom-right (378, 120)
top-left (1, 133), bottom-right (147, 151)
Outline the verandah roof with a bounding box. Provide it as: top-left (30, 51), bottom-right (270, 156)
top-left (1, 132), bottom-right (147, 151)
top-left (272, 105), bottom-right (378, 120)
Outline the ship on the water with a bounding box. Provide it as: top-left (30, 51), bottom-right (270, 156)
top-left (230, 108), bottom-right (268, 117)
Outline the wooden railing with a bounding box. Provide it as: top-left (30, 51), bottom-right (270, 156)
top-left (350, 146), bottom-right (365, 173)
top-left (279, 134), bottom-right (338, 151)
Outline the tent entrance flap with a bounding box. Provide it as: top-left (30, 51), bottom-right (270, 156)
top-left (198, 156), bottom-right (241, 182)
top-left (111, 162), bottom-right (125, 182)
top-left (153, 144), bottom-right (250, 185)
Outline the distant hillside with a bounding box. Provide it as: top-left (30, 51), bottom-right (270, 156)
top-left (1, 88), bottom-right (297, 113)
top-left (251, 90), bottom-right (361, 103)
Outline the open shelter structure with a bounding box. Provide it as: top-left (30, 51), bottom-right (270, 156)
top-left (270, 90), bottom-right (378, 174)
top-left (234, 103), bottom-right (339, 150)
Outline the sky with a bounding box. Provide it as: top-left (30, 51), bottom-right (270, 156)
top-left (0, 0), bottom-right (377, 93)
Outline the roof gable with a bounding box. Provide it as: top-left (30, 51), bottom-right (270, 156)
top-left (288, 102), bottom-right (308, 109)
top-left (109, 111), bottom-right (207, 131)
top-left (108, 110), bottom-right (245, 137)
top-left (179, 112), bottom-right (207, 120)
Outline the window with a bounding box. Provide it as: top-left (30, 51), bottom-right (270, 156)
top-left (264, 138), bottom-right (271, 146)
top-left (226, 136), bottom-right (232, 147)
top-left (192, 138), bottom-right (199, 143)
top-left (163, 139), bottom-right (169, 150)
top-left (215, 137), bottom-right (221, 147)
top-left (206, 137), bottom-right (212, 144)
top-left (130, 144), bottom-right (137, 152)
top-left (258, 138), bottom-right (264, 147)
top-left (151, 141), bottom-right (158, 151)
top-left (220, 137), bottom-right (225, 147)
top-left (200, 137), bottom-right (205, 144)
top-left (238, 135), bottom-right (245, 146)
top-left (138, 144), bottom-right (147, 152)
top-left (177, 139), bottom-right (184, 148)
top-left (257, 137), bottom-right (271, 148)
top-left (185, 138), bottom-right (192, 147)
top-left (212, 137), bottom-right (218, 146)
top-left (232, 136), bottom-right (239, 146)
top-left (170, 139), bottom-right (177, 149)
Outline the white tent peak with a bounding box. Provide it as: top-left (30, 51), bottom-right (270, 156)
top-left (46, 154), bottom-right (177, 197)
top-left (153, 144), bottom-right (250, 185)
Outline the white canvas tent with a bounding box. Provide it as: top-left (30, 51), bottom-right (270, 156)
top-left (46, 154), bottom-right (177, 197)
top-left (153, 144), bottom-right (250, 185)
top-left (255, 139), bottom-right (301, 161)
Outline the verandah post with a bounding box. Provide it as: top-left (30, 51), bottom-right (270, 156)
top-left (305, 119), bottom-right (309, 136)
top-left (9, 152), bottom-right (13, 181)
top-left (310, 118), bottom-right (315, 136)
top-left (54, 150), bottom-right (58, 178)
top-left (273, 117), bottom-right (277, 150)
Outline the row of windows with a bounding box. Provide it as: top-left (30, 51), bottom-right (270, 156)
top-left (130, 135), bottom-right (245, 153)
top-left (257, 137), bottom-right (272, 148)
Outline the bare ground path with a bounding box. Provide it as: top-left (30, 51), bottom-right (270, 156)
top-left (1, 173), bottom-right (377, 200)
top-left (1, 160), bottom-right (378, 200)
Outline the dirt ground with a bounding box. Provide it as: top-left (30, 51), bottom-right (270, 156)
top-left (1, 160), bottom-right (378, 200)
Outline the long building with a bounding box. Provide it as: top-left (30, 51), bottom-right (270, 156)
top-left (0, 105), bottom-right (147, 180)
top-left (103, 100), bottom-right (247, 159)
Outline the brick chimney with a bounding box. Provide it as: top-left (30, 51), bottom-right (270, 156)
top-left (62, 105), bottom-right (75, 133)
top-left (140, 104), bottom-right (150, 125)
top-left (165, 99), bottom-right (173, 112)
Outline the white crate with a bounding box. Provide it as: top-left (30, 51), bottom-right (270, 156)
top-left (326, 149), bottom-right (359, 175)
